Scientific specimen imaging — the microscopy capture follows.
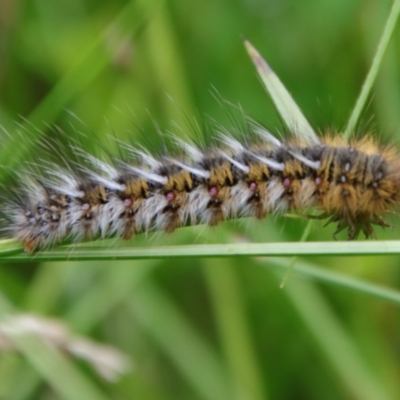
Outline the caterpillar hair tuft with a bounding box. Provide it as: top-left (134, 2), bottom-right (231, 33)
top-left (2, 42), bottom-right (400, 252)
top-left (2, 128), bottom-right (399, 252)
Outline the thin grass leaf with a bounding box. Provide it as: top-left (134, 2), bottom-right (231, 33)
top-left (65, 260), bottom-right (157, 332)
top-left (0, 295), bottom-right (27, 400)
top-left (0, 362), bottom-right (41, 400)
top-left (129, 281), bottom-right (233, 400)
top-left (10, 334), bottom-right (108, 400)
top-left (139, 0), bottom-right (197, 134)
top-left (267, 257), bottom-right (400, 306)
top-left (344, 0), bottom-right (400, 138)
top-left (0, 239), bottom-right (23, 257)
top-left (244, 39), bottom-right (318, 144)
top-left (22, 263), bottom-right (70, 313)
top-left (0, 0), bottom-right (158, 171)
top-left (204, 259), bottom-right (266, 400)
top-left (4, 240), bottom-right (400, 262)
top-left (281, 275), bottom-right (389, 400)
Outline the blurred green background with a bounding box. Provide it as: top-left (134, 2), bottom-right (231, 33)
top-left (1, 0), bottom-right (400, 399)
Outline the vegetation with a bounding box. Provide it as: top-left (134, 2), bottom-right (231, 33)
top-left (0, 0), bottom-right (400, 398)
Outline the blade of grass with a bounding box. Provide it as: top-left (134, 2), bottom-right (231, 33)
top-left (0, 291), bottom-right (112, 400)
top-left (65, 260), bottom-right (157, 332)
top-left (5, 235), bottom-right (400, 305)
top-left (11, 334), bottom-right (108, 400)
top-left (244, 39), bottom-right (318, 144)
top-left (345, 0), bottom-right (400, 138)
top-left (204, 259), bottom-right (266, 400)
top-left (0, 239), bottom-right (23, 256)
top-left (22, 263), bottom-right (73, 313)
top-left (139, 0), bottom-right (196, 133)
top-left (265, 257), bottom-right (400, 306)
top-left (63, 234), bottom-right (192, 331)
top-left (5, 240), bottom-right (400, 262)
top-left (0, 361), bottom-right (42, 400)
top-left (0, 0), bottom-right (160, 171)
top-left (280, 215), bottom-right (313, 288)
top-left (0, 289), bottom-right (16, 314)
top-left (361, 3), bottom-right (400, 133)
top-left (129, 281), bottom-right (233, 400)
top-left (10, 260), bottom-right (156, 399)
top-left (0, 294), bottom-right (32, 400)
top-left (12, 235), bottom-right (198, 399)
top-left (280, 275), bottom-right (388, 400)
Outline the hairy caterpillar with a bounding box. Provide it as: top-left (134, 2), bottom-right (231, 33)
top-left (2, 43), bottom-right (400, 252)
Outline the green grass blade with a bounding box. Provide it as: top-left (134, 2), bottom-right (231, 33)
top-left (0, 239), bottom-right (23, 257)
top-left (204, 259), bottom-right (266, 400)
top-left (129, 281), bottom-right (233, 400)
top-left (344, 0), bottom-right (400, 138)
top-left (65, 260), bottom-right (157, 332)
top-left (139, 0), bottom-right (196, 133)
top-left (244, 40), bottom-right (318, 143)
top-left (5, 240), bottom-right (400, 262)
top-left (10, 334), bottom-right (108, 400)
top-left (0, 0), bottom-right (157, 170)
top-left (265, 257), bottom-right (400, 306)
top-left (281, 276), bottom-right (388, 400)
top-left (0, 362), bottom-right (41, 400)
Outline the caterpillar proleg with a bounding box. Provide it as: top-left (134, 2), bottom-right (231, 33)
top-left (2, 42), bottom-right (400, 252)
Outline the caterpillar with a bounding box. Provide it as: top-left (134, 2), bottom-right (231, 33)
top-left (2, 43), bottom-right (400, 252)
